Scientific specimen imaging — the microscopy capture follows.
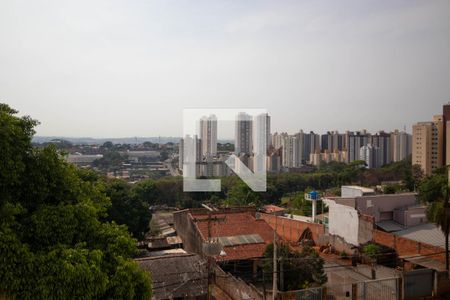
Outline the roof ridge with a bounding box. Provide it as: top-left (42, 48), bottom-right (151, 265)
top-left (134, 253), bottom-right (195, 261)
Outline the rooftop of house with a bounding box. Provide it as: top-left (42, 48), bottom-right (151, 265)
top-left (341, 185), bottom-right (375, 196)
top-left (325, 193), bottom-right (418, 208)
top-left (136, 253), bottom-right (207, 299)
top-left (147, 248), bottom-right (187, 257)
top-left (342, 185), bottom-right (375, 194)
top-left (147, 236), bottom-right (182, 250)
top-left (376, 220), bottom-right (405, 232)
top-left (190, 211), bottom-right (274, 261)
top-left (394, 223), bottom-right (445, 248)
top-left (355, 192), bottom-right (418, 199)
top-left (262, 204), bottom-right (285, 214)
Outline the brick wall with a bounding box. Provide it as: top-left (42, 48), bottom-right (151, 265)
top-left (373, 229), bottom-right (445, 262)
top-left (372, 230), bottom-right (396, 248)
top-left (259, 214), bottom-right (325, 244)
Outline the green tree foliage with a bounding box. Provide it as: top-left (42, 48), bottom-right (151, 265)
top-left (280, 191), bottom-right (325, 216)
top-left (363, 243), bottom-right (381, 260)
top-left (419, 172), bottom-right (447, 203)
top-left (0, 104), bottom-right (38, 203)
top-left (263, 243), bottom-right (327, 291)
top-left (105, 179), bottom-right (154, 239)
top-left (0, 104), bottom-right (151, 299)
top-left (418, 169), bottom-right (450, 236)
top-left (383, 185), bottom-right (399, 194)
top-left (226, 180), bottom-right (261, 206)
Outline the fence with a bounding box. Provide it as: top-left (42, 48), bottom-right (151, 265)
top-left (279, 287), bottom-right (323, 300)
top-left (355, 277), bottom-right (399, 300)
top-left (213, 265), bottom-right (444, 300)
top-left (403, 269), bottom-right (433, 300)
top-left (327, 277), bottom-right (399, 300)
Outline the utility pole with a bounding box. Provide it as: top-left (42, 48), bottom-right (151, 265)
top-left (262, 270), bottom-right (266, 300)
top-left (279, 256), bottom-right (284, 292)
top-left (202, 204), bottom-right (213, 300)
top-left (272, 229), bottom-right (277, 300)
top-left (446, 168), bottom-right (450, 273)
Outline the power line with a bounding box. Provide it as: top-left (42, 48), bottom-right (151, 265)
top-left (152, 276), bottom-right (208, 290)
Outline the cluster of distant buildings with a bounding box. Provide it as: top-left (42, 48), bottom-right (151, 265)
top-left (65, 144), bottom-right (174, 181)
top-left (272, 129), bottom-right (411, 169)
top-left (412, 103), bottom-right (450, 175)
top-left (178, 112), bottom-right (412, 176)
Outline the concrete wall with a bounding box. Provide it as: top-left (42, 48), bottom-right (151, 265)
top-left (341, 186), bottom-right (365, 197)
top-left (393, 206), bottom-right (427, 227)
top-left (327, 234), bottom-right (357, 254)
top-left (405, 206), bottom-right (427, 227)
top-left (393, 208), bottom-right (405, 225)
top-left (319, 215), bottom-right (373, 254)
top-left (173, 210), bottom-right (204, 255)
top-left (259, 213), bottom-right (325, 244)
top-left (325, 199), bottom-right (359, 245)
top-left (358, 214), bottom-right (374, 244)
top-left (214, 266), bottom-right (264, 300)
top-left (355, 193), bottom-right (418, 222)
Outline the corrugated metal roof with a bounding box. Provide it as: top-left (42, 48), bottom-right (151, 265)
top-left (216, 234), bottom-right (264, 247)
top-left (160, 227), bottom-right (176, 237)
top-left (136, 253), bottom-right (207, 299)
top-left (400, 255), bottom-right (446, 271)
top-left (394, 223), bottom-right (445, 248)
top-left (376, 220), bottom-right (404, 232)
top-left (148, 248), bottom-right (187, 257)
top-left (167, 236), bottom-right (183, 245)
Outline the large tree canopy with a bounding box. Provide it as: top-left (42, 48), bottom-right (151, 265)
top-left (0, 104), bottom-right (151, 299)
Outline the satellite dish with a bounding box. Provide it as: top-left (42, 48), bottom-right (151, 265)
top-left (202, 241), bottom-right (223, 256)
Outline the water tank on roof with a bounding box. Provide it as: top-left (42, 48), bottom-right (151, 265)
top-left (309, 190), bottom-right (319, 200)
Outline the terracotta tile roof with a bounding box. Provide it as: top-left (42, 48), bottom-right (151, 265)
top-left (262, 205), bottom-right (286, 213)
top-left (191, 212), bottom-right (274, 261)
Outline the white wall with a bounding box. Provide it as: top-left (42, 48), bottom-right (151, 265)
top-left (325, 199), bottom-right (359, 245)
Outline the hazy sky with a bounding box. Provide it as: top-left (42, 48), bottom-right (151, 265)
top-left (1, 0), bottom-right (450, 138)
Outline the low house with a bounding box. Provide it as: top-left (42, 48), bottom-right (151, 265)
top-left (173, 207), bottom-right (274, 280)
top-left (136, 253), bottom-right (207, 300)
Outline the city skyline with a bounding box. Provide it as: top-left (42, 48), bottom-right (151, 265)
top-left (179, 111), bottom-right (412, 175)
top-left (2, 1), bottom-right (450, 298)
top-left (1, 0), bottom-right (449, 137)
